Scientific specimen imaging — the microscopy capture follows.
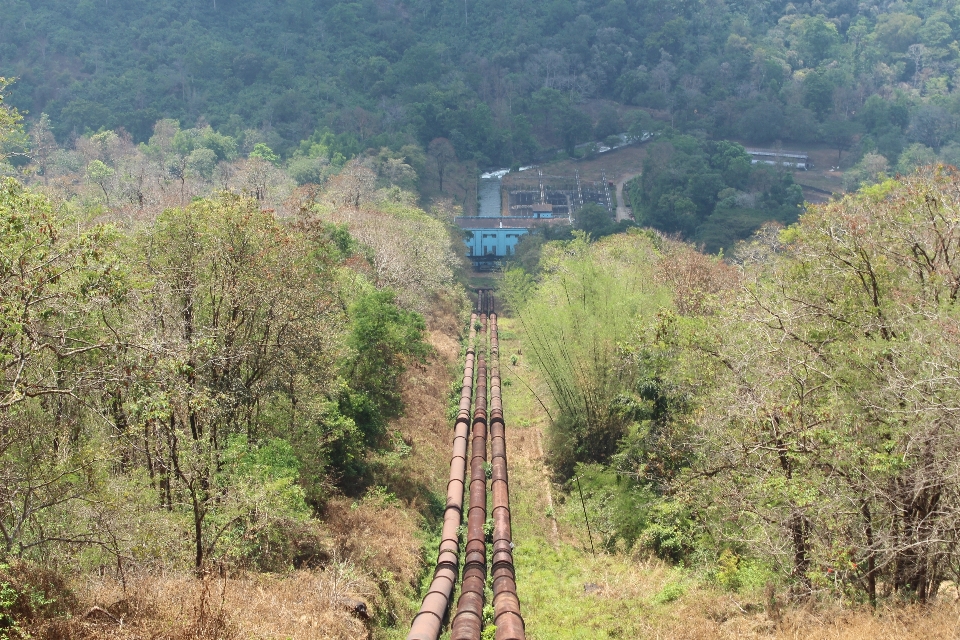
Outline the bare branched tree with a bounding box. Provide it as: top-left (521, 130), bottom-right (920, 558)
top-left (696, 167), bottom-right (960, 603)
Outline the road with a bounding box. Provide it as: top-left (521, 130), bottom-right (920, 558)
top-left (615, 172), bottom-right (640, 222)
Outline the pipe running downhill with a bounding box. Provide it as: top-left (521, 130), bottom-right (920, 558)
top-left (408, 299), bottom-right (524, 640)
top-left (451, 314), bottom-right (489, 640)
top-left (489, 313), bottom-right (525, 640)
top-left (407, 314), bottom-right (478, 640)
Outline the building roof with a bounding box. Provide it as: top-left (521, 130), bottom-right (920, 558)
top-left (454, 216), bottom-right (570, 230)
top-left (746, 149), bottom-right (809, 160)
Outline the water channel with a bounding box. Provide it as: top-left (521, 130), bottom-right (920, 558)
top-left (478, 168), bottom-right (508, 217)
top-left (478, 166), bottom-right (535, 217)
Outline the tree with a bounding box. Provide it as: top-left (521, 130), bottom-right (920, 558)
top-left (822, 118), bottom-right (862, 164)
top-left (427, 137), bottom-right (456, 192)
top-left (148, 119), bottom-right (180, 167)
top-left (737, 101), bottom-right (784, 144)
top-left (697, 169), bottom-right (960, 602)
top-left (86, 159), bottom-right (115, 204)
top-left (627, 110), bottom-right (655, 142)
top-left (342, 289), bottom-right (429, 445)
top-left (873, 12), bottom-right (921, 52)
top-left (802, 71), bottom-right (835, 119)
top-left (559, 107), bottom-right (593, 157)
top-left (908, 105), bottom-right (953, 152)
top-left (575, 202), bottom-right (617, 237)
top-left (842, 152), bottom-right (889, 191)
top-left (510, 114), bottom-right (540, 161)
top-left (530, 87), bottom-right (566, 140)
top-left (897, 143), bottom-right (937, 174)
top-left (0, 177), bottom-right (126, 556)
top-left (0, 78), bottom-right (22, 161)
top-left (594, 105), bottom-right (622, 140)
top-left (316, 190), bottom-right (461, 312)
top-left (128, 193), bottom-right (340, 570)
top-left (186, 147), bottom-right (218, 181)
top-left (323, 159), bottom-right (376, 209)
top-left (791, 16), bottom-right (840, 67)
top-left (249, 142), bottom-right (280, 165)
top-left (28, 114), bottom-right (57, 183)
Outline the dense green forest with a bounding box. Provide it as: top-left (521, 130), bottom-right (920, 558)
top-left (3, 0), bottom-right (960, 175)
top-left (628, 133), bottom-right (804, 250)
top-left (5, 0), bottom-right (960, 251)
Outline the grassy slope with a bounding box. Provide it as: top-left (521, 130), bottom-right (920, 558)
top-left (495, 316), bottom-right (960, 640)
top-left (380, 308), bottom-right (960, 639)
top-left (498, 317), bottom-right (684, 639)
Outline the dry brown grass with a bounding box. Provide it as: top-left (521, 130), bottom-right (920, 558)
top-left (322, 497), bottom-right (421, 625)
top-left (366, 298), bottom-right (465, 513)
top-left (13, 309), bottom-right (463, 640)
top-left (664, 597), bottom-right (960, 639)
top-left (501, 143), bottom-right (649, 187)
top-left (58, 569), bottom-right (368, 640)
top-left (15, 492), bottom-right (422, 640)
top-left (607, 567), bottom-right (960, 639)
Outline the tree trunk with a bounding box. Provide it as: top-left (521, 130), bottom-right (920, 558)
top-left (861, 499), bottom-right (877, 606)
top-left (790, 509), bottom-right (812, 593)
top-left (169, 418), bottom-right (206, 573)
top-left (191, 486), bottom-right (204, 573)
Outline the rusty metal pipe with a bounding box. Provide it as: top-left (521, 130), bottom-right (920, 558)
top-left (408, 314), bottom-right (478, 640)
top-left (451, 315), bottom-right (489, 640)
top-left (410, 304), bottom-right (524, 640)
top-left (488, 314), bottom-right (526, 640)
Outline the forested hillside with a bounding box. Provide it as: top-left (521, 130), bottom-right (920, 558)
top-left (0, 78), bottom-right (473, 638)
top-left (504, 167), bottom-right (960, 620)
top-left (3, 0), bottom-right (960, 175)
top-left (6, 0), bottom-right (960, 636)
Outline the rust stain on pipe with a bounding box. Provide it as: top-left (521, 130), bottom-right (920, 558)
top-left (489, 314), bottom-right (526, 640)
top-left (408, 314), bottom-right (478, 640)
top-left (409, 303), bottom-right (524, 640)
top-left (451, 314), bottom-right (489, 640)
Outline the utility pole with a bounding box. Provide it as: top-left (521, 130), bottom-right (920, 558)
top-left (574, 169), bottom-right (583, 224)
top-left (575, 475), bottom-right (597, 558)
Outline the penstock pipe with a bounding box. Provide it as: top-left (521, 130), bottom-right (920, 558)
top-left (489, 313), bottom-right (525, 640)
top-left (408, 314), bottom-right (478, 640)
top-left (450, 314), bottom-right (489, 640)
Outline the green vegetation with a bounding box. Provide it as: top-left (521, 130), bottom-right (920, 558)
top-left (4, 0), bottom-right (960, 250)
top-left (497, 312), bottom-right (785, 639)
top-left (628, 134), bottom-right (804, 251)
top-left (0, 184), bottom-right (439, 572)
top-left (505, 231), bottom-right (671, 477)
top-left (3, 0), bottom-right (960, 178)
top-left (6, 0), bottom-right (960, 633)
top-left (507, 168), bottom-right (960, 606)
top-left (0, 85), bottom-right (465, 636)
top-left (698, 170), bottom-right (960, 603)
top-left (504, 231), bottom-right (718, 561)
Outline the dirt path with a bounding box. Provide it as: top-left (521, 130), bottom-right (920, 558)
top-left (502, 144), bottom-right (648, 187)
top-left (615, 172), bottom-right (639, 222)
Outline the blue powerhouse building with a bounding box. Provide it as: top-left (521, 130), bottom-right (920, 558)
top-left (457, 204), bottom-right (565, 257)
top-left (458, 218), bottom-right (531, 257)
top-left (455, 215), bottom-right (571, 270)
